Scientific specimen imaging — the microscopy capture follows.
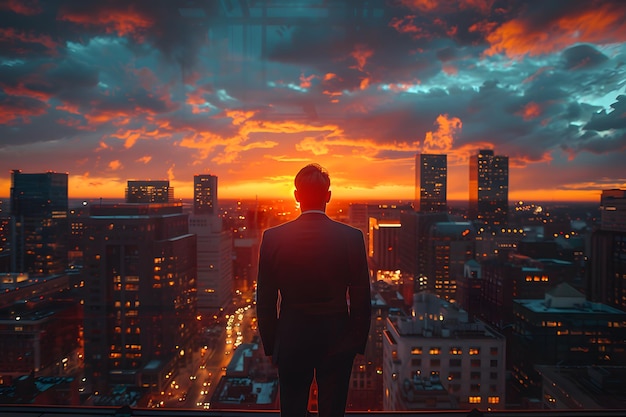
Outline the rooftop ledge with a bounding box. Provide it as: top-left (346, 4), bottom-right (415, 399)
top-left (0, 406), bottom-right (625, 417)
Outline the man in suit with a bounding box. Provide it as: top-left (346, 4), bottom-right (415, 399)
top-left (256, 163), bottom-right (371, 417)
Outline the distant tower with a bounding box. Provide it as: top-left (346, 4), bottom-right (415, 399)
top-left (9, 170), bottom-right (68, 275)
top-left (189, 174), bottom-right (233, 319)
top-left (469, 149), bottom-right (509, 225)
top-left (589, 189), bottom-right (626, 311)
top-left (415, 153), bottom-right (447, 212)
top-left (125, 180), bottom-right (172, 203)
top-left (193, 174), bottom-right (218, 215)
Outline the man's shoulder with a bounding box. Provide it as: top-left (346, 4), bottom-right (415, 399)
top-left (328, 218), bottom-right (364, 236)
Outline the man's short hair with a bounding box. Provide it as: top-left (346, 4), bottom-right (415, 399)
top-left (294, 163), bottom-right (330, 204)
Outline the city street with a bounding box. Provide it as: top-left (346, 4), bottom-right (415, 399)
top-left (155, 298), bottom-right (258, 409)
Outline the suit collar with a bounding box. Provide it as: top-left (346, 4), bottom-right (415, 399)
top-left (300, 210), bottom-right (327, 215)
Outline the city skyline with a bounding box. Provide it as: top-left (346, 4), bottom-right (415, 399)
top-left (1, 1), bottom-right (626, 202)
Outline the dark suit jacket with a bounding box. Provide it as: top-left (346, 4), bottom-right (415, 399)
top-left (256, 212), bottom-right (371, 361)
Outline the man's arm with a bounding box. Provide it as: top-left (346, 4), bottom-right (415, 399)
top-left (347, 228), bottom-right (372, 354)
top-left (256, 231), bottom-right (279, 356)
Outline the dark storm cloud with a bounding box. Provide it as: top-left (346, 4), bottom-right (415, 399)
top-left (561, 128), bottom-right (626, 155)
top-left (561, 44), bottom-right (609, 70)
top-left (584, 95), bottom-right (626, 131)
top-left (0, 56), bottom-right (99, 100)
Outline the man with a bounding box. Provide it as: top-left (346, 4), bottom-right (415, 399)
top-left (256, 164), bottom-right (371, 417)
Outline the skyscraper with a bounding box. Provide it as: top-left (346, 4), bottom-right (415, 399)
top-left (82, 202), bottom-right (196, 393)
top-left (589, 189), bottom-right (626, 312)
top-left (125, 180), bottom-right (173, 203)
top-left (9, 170), bottom-right (68, 275)
top-left (193, 174), bottom-right (218, 215)
top-left (189, 174), bottom-right (233, 319)
top-left (469, 149), bottom-right (509, 225)
top-left (415, 153), bottom-right (447, 212)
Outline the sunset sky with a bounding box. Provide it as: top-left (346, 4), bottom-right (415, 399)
top-left (1, 0), bottom-right (625, 203)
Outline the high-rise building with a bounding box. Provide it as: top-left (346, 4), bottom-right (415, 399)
top-left (125, 180), bottom-right (173, 203)
top-left (369, 218), bottom-right (401, 271)
top-left (193, 174), bottom-right (218, 215)
top-left (189, 175), bottom-right (233, 319)
top-left (469, 149), bottom-right (509, 225)
top-left (599, 189), bottom-right (626, 232)
top-left (426, 222), bottom-right (475, 301)
top-left (9, 170), bottom-right (68, 275)
top-left (82, 202), bottom-right (196, 394)
top-left (588, 189), bottom-right (626, 312)
top-left (415, 153), bottom-right (447, 212)
top-left (398, 211), bottom-right (450, 292)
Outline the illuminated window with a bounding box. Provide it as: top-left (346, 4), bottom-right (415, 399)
top-left (488, 396), bottom-right (500, 404)
top-left (469, 347), bottom-right (480, 355)
top-left (429, 347), bottom-right (441, 355)
top-left (450, 347), bottom-right (462, 355)
top-left (469, 396), bottom-right (481, 404)
top-left (411, 347), bottom-right (423, 355)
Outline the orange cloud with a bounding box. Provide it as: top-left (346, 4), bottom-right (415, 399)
top-left (0, 100), bottom-right (47, 124)
top-left (398, 0), bottom-right (497, 14)
top-left (0, 27), bottom-right (57, 51)
top-left (84, 110), bottom-right (131, 125)
top-left (423, 114), bottom-right (462, 153)
top-left (350, 44), bottom-right (373, 72)
top-left (299, 73), bottom-right (317, 89)
top-left (59, 7), bottom-right (154, 39)
top-left (136, 156), bottom-right (152, 164)
top-left (108, 160), bottom-right (122, 171)
top-left (110, 126), bottom-right (167, 149)
top-left (517, 102), bottom-right (542, 121)
top-left (296, 137), bottom-right (330, 155)
top-left (483, 5), bottom-right (626, 58)
top-left (0, 0), bottom-right (43, 15)
top-left (389, 15), bottom-right (426, 39)
top-left (2, 79), bottom-right (54, 102)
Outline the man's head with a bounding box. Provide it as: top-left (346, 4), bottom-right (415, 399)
top-left (294, 163), bottom-right (331, 210)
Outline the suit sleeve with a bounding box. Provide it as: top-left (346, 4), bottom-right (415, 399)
top-left (347, 229), bottom-right (372, 355)
top-left (256, 231), bottom-right (279, 356)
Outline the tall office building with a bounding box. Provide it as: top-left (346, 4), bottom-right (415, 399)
top-left (469, 149), bottom-right (509, 225)
top-left (426, 222), bottom-right (475, 301)
top-left (415, 153), bottom-right (447, 212)
top-left (82, 202), bottom-right (196, 394)
top-left (189, 175), bottom-right (233, 319)
top-left (9, 170), bottom-right (68, 275)
top-left (193, 174), bottom-right (218, 215)
top-left (398, 211), bottom-right (450, 292)
top-left (589, 189), bottom-right (626, 312)
top-left (125, 180), bottom-right (173, 203)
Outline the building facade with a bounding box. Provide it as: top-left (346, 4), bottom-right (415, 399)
top-left (193, 174), bottom-right (218, 215)
top-left (415, 153), bottom-right (447, 213)
top-left (511, 283), bottom-right (626, 398)
top-left (125, 180), bottom-right (173, 203)
top-left (9, 170), bottom-right (68, 276)
top-left (589, 189), bottom-right (626, 312)
top-left (383, 293), bottom-right (506, 410)
top-left (469, 150), bottom-right (509, 225)
top-left (82, 203), bottom-right (196, 393)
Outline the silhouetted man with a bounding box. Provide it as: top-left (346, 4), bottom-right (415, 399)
top-left (257, 163), bottom-right (371, 417)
